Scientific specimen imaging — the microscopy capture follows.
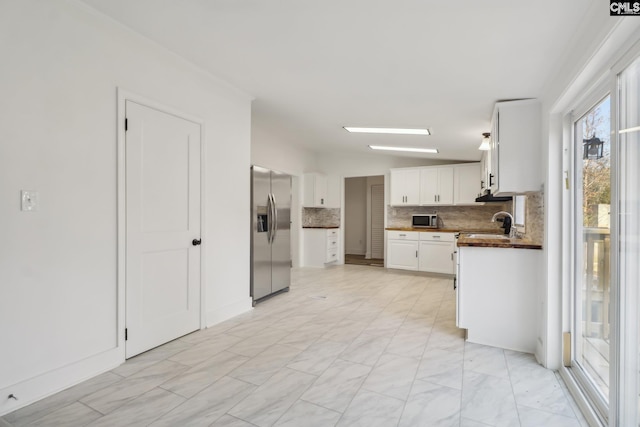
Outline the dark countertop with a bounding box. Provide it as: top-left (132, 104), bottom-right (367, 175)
top-left (303, 226), bottom-right (340, 229)
top-left (385, 228), bottom-right (543, 249)
top-left (385, 227), bottom-right (499, 233)
top-left (457, 233), bottom-right (543, 250)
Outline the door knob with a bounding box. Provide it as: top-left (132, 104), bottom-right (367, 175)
top-left (192, 239), bottom-right (202, 246)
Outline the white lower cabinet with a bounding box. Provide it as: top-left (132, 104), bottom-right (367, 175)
top-left (457, 246), bottom-right (540, 353)
top-left (387, 231), bottom-right (419, 270)
top-left (418, 232), bottom-right (455, 274)
top-left (304, 228), bottom-right (339, 267)
top-left (387, 231), bottom-right (455, 274)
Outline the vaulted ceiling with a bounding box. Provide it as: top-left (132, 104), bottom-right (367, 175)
top-left (81, 0), bottom-right (596, 161)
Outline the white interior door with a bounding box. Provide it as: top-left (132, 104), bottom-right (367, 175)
top-left (125, 100), bottom-right (201, 358)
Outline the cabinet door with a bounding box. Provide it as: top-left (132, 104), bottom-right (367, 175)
top-left (489, 100), bottom-right (541, 195)
top-left (480, 151), bottom-right (489, 192)
top-left (418, 241), bottom-right (454, 274)
top-left (489, 109), bottom-right (499, 193)
top-left (438, 167), bottom-right (454, 204)
top-left (456, 248), bottom-right (464, 328)
top-left (314, 174), bottom-right (328, 206)
top-left (420, 167), bottom-right (453, 205)
top-left (454, 164), bottom-right (481, 204)
top-left (390, 169), bottom-right (420, 205)
top-left (387, 240), bottom-right (419, 270)
top-left (419, 168), bottom-right (439, 204)
top-left (303, 173), bottom-right (328, 207)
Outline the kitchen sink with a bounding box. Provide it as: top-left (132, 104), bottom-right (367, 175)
top-left (465, 233), bottom-right (511, 239)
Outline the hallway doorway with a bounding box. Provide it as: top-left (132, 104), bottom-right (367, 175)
top-left (344, 176), bottom-right (384, 267)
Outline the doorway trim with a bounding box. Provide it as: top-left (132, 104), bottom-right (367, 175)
top-left (116, 88), bottom-right (206, 359)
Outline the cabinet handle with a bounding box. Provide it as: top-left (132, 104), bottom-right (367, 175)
top-left (433, 235), bottom-right (440, 239)
top-left (434, 195), bottom-right (437, 202)
top-left (489, 174), bottom-right (494, 186)
top-left (399, 233), bottom-right (406, 237)
top-left (415, 250), bottom-right (418, 258)
top-left (321, 198), bottom-right (324, 205)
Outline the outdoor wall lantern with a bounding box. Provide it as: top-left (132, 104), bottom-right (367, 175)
top-left (583, 136), bottom-right (604, 160)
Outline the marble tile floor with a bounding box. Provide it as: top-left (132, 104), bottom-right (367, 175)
top-left (2, 265), bottom-right (589, 427)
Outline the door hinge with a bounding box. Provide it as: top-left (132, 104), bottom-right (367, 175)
top-left (125, 118), bottom-right (128, 131)
top-left (125, 328), bottom-right (128, 341)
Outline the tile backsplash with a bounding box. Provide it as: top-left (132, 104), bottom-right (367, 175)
top-left (523, 191), bottom-right (544, 245)
top-left (387, 191), bottom-right (544, 245)
top-left (302, 207), bottom-right (340, 227)
top-left (387, 204), bottom-right (509, 232)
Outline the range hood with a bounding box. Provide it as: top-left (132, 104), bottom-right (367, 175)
top-left (475, 191), bottom-right (513, 203)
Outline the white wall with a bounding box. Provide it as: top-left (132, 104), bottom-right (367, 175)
top-left (0, 1), bottom-right (252, 415)
top-left (251, 116), bottom-right (319, 268)
top-left (318, 152), bottom-right (453, 178)
top-left (251, 118), bottom-right (318, 176)
top-left (344, 177), bottom-right (367, 255)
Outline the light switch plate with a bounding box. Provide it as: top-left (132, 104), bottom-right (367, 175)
top-left (21, 190), bottom-right (39, 211)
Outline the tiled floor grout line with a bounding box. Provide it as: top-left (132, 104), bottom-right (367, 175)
top-left (504, 348), bottom-right (524, 427)
top-left (3, 266), bottom-right (587, 427)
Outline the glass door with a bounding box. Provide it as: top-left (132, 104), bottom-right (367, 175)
top-left (617, 54), bottom-right (640, 426)
top-left (572, 95), bottom-right (611, 417)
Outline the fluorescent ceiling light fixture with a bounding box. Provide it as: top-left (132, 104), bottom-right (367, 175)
top-left (619, 125), bottom-right (640, 134)
top-left (369, 145), bottom-right (438, 154)
top-left (344, 127), bottom-right (430, 135)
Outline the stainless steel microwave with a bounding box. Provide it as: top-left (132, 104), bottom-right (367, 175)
top-left (412, 214), bottom-right (438, 228)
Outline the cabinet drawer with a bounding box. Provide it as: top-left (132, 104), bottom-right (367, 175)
top-left (326, 248), bottom-right (338, 263)
top-left (419, 232), bottom-right (455, 242)
top-left (326, 229), bottom-right (338, 238)
top-left (387, 231), bottom-right (419, 240)
top-left (327, 237), bottom-right (339, 249)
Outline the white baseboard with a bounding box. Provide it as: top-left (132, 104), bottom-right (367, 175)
top-left (0, 348), bottom-right (122, 417)
top-left (206, 297), bottom-right (253, 327)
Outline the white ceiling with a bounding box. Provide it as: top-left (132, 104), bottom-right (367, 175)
top-left (81, 0), bottom-right (594, 162)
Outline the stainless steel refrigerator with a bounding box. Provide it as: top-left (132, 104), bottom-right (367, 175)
top-left (251, 165), bottom-right (291, 303)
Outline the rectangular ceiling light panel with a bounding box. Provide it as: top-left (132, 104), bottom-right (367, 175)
top-left (369, 145), bottom-right (438, 154)
top-left (344, 127), bottom-right (431, 135)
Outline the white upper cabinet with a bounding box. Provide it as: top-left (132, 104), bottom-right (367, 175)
top-left (489, 99), bottom-right (541, 195)
top-left (453, 163), bottom-right (482, 204)
top-left (303, 173), bottom-right (328, 207)
top-left (420, 167), bottom-right (453, 205)
top-left (390, 163), bottom-right (481, 206)
top-left (390, 168), bottom-right (421, 205)
top-left (480, 151), bottom-right (490, 193)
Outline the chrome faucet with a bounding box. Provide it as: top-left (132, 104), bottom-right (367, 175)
top-left (491, 211), bottom-right (516, 238)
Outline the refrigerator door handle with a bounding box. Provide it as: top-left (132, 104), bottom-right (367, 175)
top-left (271, 193), bottom-right (278, 243)
top-left (266, 194), bottom-right (273, 244)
